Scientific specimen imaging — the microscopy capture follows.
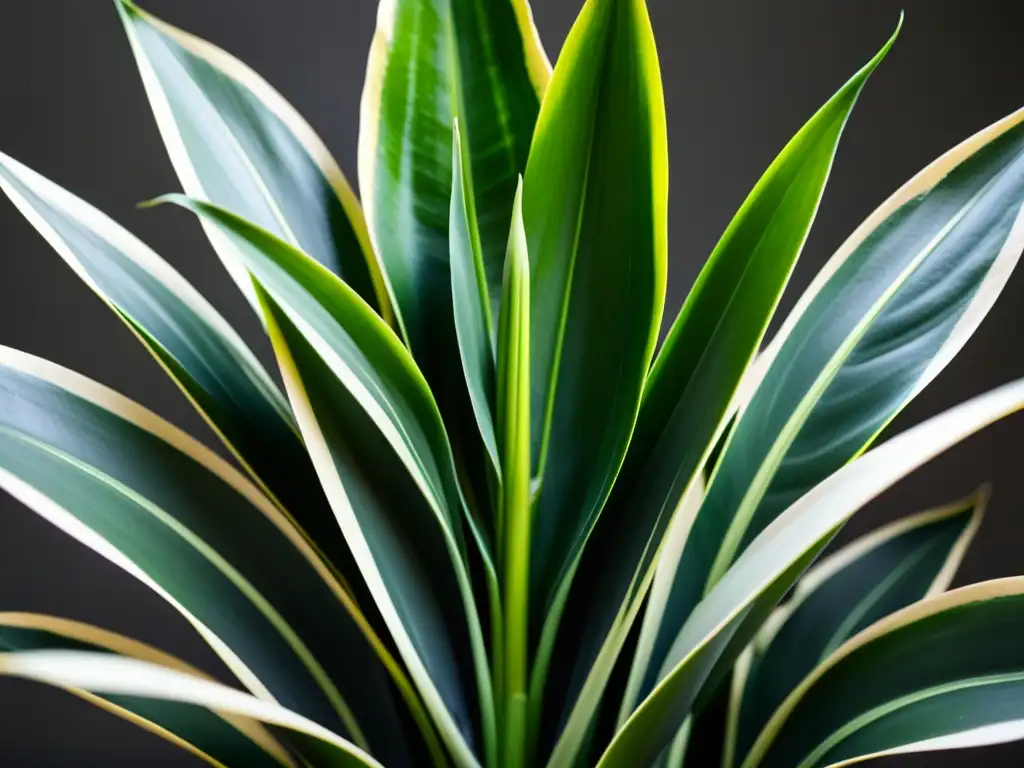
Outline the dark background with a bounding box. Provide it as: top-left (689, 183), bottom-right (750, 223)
top-left (1, 0), bottom-right (1023, 765)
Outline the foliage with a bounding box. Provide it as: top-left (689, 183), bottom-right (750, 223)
top-left (2, 1), bottom-right (1024, 766)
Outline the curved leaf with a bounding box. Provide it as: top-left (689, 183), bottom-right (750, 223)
top-left (523, 0), bottom-right (668, 692)
top-left (644, 102), bottom-right (1024, 698)
top-left (116, 0), bottom-right (389, 317)
top-left (0, 151), bottom-right (363, 600)
top-left (596, 376), bottom-right (1024, 767)
top-left (155, 197), bottom-right (492, 765)
top-left (0, 347), bottom-right (416, 766)
top-left (0, 613), bottom-right (291, 768)
top-left (727, 488), bottom-right (985, 767)
top-left (741, 579), bottom-right (1024, 768)
top-left (358, 0), bottom-right (549, 350)
top-left (0, 651), bottom-right (385, 768)
top-left (535, 30), bottom-right (896, 763)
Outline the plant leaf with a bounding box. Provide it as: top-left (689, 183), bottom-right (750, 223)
top-left (450, 121), bottom-right (499, 473)
top-left (523, 0), bottom-right (668, 678)
top-left (534, 29), bottom-right (896, 764)
top-left (641, 102), bottom-right (1024, 703)
top-left (154, 196), bottom-right (493, 765)
top-left (0, 347), bottom-right (415, 766)
top-left (726, 488), bottom-right (986, 767)
top-left (0, 613), bottom-right (292, 768)
top-left (116, 0), bottom-right (389, 318)
top-left (740, 578), bottom-right (1024, 768)
top-left (0, 150), bottom-right (365, 601)
top-left (0, 651), bottom-right (385, 768)
top-left (357, 0), bottom-right (549, 351)
top-left (595, 376), bottom-right (1024, 767)
top-left (496, 179), bottom-right (531, 768)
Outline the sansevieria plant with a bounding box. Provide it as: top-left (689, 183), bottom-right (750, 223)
top-left (3, 1), bottom-right (1024, 766)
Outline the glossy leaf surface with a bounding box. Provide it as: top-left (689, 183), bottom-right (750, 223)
top-left (118, 1), bottom-right (387, 316)
top-left (729, 490), bottom-right (984, 766)
top-left (742, 579), bottom-right (1024, 768)
top-left (358, 0), bottom-right (549, 351)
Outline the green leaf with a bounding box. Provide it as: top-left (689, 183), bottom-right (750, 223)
top-left (0, 347), bottom-right (414, 766)
top-left (0, 150), bottom-right (362, 603)
top-left (642, 102), bottom-right (1024, 703)
top-left (496, 179), bottom-right (531, 768)
top-left (595, 376), bottom-right (1024, 768)
top-left (358, 0), bottom-right (549, 352)
top-left (0, 613), bottom-right (291, 768)
top-left (535, 28), bottom-right (896, 764)
top-left (727, 488), bottom-right (986, 767)
top-left (0, 651), bottom-right (385, 768)
top-left (450, 121), bottom-right (499, 473)
top-left (523, 0), bottom-right (668, 681)
top-left (154, 196), bottom-right (493, 766)
top-left (116, 0), bottom-right (390, 318)
top-left (740, 578), bottom-right (1024, 768)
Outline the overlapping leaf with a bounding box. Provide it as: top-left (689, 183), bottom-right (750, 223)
top-left (596, 377), bottom-right (1024, 767)
top-left (535, 30), bottom-right (896, 766)
top-left (117, 0), bottom-right (389, 317)
top-left (522, 0), bottom-right (668, 706)
top-left (0, 613), bottom-right (290, 768)
top-left (741, 579), bottom-right (1024, 768)
top-left (0, 151), bottom-right (363, 598)
top-left (0, 348), bottom-right (416, 766)
top-left (640, 102), bottom-right (1024, 705)
top-left (0, 651), bottom-right (385, 768)
top-left (727, 489), bottom-right (985, 766)
top-left (358, 0), bottom-right (549, 352)
top-left (158, 197), bottom-right (493, 767)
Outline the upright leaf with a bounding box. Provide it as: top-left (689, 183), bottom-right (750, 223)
top-left (535, 31), bottom-right (896, 763)
top-left (0, 348), bottom-right (415, 766)
top-left (0, 151), bottom-right (359, 599)
top-left (450, 121), bottom-right (499, 473)
top-left (523, 0), bottom-right (668, 662)
top-left (496, 180), bottom-right (531, 768)
top-left (116, 1), bottom-right (389, 317)
top-left (727, 489), bottom-right (985, 767)
top-left (643, 102), bottom-right (1024, 700)
top-left (596, 377), bottom-right (1024, 767)
top-left (0, 613), bottom-right (291, 768)
top-left (358, 0), bottom-right (550, 351)
top-left (741, 579), bottom-right (1024, 768)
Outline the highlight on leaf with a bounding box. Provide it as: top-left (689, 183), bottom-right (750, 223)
top-left (1, 2), bottom-right (1023, 767)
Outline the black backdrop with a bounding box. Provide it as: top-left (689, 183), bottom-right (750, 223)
top-left (2, 1), bottom-right (1023, 765)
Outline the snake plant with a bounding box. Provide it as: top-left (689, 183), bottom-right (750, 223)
top-left (2, 1), bottom-right (1024, 766)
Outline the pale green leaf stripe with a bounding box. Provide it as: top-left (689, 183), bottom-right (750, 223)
top-left (0, 151), bottom-right (363, 592)
top-left (644, 103), bottom-right (1024, 700)
top-left (450, 121), bottom-right (499, 472)
top-left (546, 31), bottom-right (896, 756)
top-left (0, 651), bottom-right (385, 768)
top-left (523, 0), bottom-right (668, 712)
top-left (741, 579), bottom-right (1024, 768)
top-left (116, 0), bottom-right (390, 320)
top-left (358, 0), bottom-right (549, 351)
top-left (595, 376), bottom-right (1024, 767)
top-left (0, 613), bottom-right (292, 768)
top-left (726, 489), bottom-right (985, 767)
top-left (0, 347), bottom-right (414, 766)
top-left (496, 178), bottom-right (532, 768)
top-left (263, 299), bottom-right (489, 768)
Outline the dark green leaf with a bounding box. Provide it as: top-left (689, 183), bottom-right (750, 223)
top-left (117, 0), bottom-right (389, 317)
